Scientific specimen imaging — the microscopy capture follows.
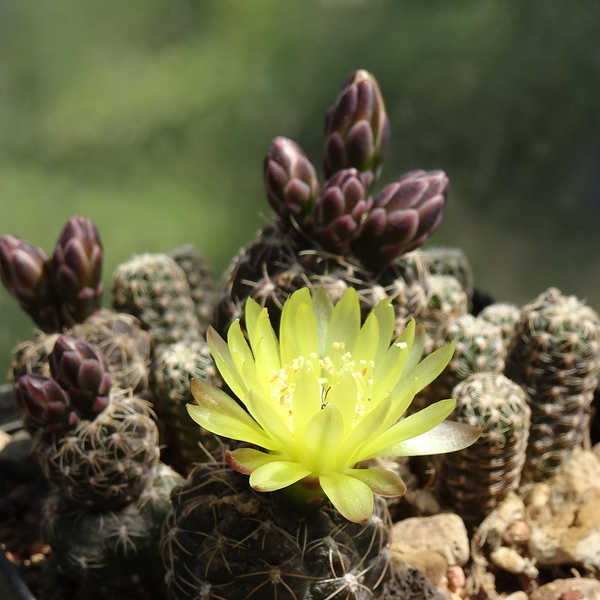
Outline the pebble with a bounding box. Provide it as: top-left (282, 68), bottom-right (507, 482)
top-left (392, 513), bottom-right (470, 566)
top-left (529, 578), bottom-right (600, 600)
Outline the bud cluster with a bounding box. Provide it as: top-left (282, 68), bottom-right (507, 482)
top-left (262, 71), bottom-right (449, 271)
top-left (15, 335), bottom-right (112, 436)
top-left (0, 215), bottom-right (103, 331)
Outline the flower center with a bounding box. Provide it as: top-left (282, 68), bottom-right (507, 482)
top-left (268, 343), bottom-right (376, 433)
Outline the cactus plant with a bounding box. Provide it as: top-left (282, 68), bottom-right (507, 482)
top-left (504, 287), bottom-right (600, 482)
top-left (152, 340), bottom-right (221, 473)
top-left (438, 372), bottom-right (531, 528)
top-left (169, 244), bottom-right (219, 337)
top-left (162, 462), bottom-right (392, 600)
top-left (112, 253), bottom-right (202, 354)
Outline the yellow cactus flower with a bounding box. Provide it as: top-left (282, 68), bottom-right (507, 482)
top-left (188, 287), bottom-right (480, 523)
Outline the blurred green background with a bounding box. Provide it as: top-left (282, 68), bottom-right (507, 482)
top-left (2, 0), bottom-right (600, 379)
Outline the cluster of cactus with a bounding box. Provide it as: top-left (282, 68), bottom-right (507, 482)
top-left (0, 216), bottom-right (103, 331)
top-left (215, 70), bottom-right (450, 339)
top-left (2, 68), bottom-right (600, 600)
top-left (12, 333), bottom-right (182, 588)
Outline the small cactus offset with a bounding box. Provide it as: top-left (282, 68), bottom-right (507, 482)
top-left (422, 314), bottom-right (506, 407)
top-left (413, 246), bottom-right (474, 303)
top-left (438, 372), bottom-right (531, 528)
top-left (504, 287), bottom-right (600, 482)
top-left (162, 463), bottom-right (392, 600)
top-left (152, 340), bottom-right (221, 474)
top-left (418, 274), bottom-right (469, 354)
top-left (479, 302), bottom-right (520, 352)
top-left (69, 309), bottom-right (152, 395)
top-left (35, 389), bottom-right (160, 509)
top-left (169, 244), bottom-right (219, 337)
top-left (112, 253), bottom-right (202, 353)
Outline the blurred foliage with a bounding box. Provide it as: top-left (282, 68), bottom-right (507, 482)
top-left (1, 0), bottom-right (600, 379)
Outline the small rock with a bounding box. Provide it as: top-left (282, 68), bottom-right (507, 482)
top-left (392, 513), bottom-right (469, 566)
top-left (489, 546), bottom-right (538, 578)
top-left (529, 578), bottom-right (600, 600)
top-left (504, 593), bottom-right (529, 600)
top-left (472, 494), bottom-right (526, 551)
top-left (392, 548), bottom-right (448, 586)
top-left (445, 565), bottom-right (465, 593)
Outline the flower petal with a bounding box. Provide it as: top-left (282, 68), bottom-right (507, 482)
top-left (312, 287), bottom-right (334, 357)
top-left (207, 326), bottom-right (246, 400)
top-left (351, 309), bottom-right (379, 365)
top-left (226, 447), bottom-right (281, 474)
top-left (244, 388), bottom-right (297, 457)
top-left (295, 302), bottom-right (320, 361)
top-left (337, 393), bottom-right (392, 468)
top-left (345, 468), bottom-right (406, 497)
top-left (325, 287), bottom-right (360, 355)
top-left (280, 288), bottom-right (312, 365)
top-left (244, 296), bottom-right (262, 343)
top-left (326, 370), bottom-right (359, 436)
top-left (251, 309), bottom-right (281, 385)
top-left (319, 471), bottom-right (374, 523)
top-left (188, 378), bottom-right (275, 449)
top-left (291, 363), bottom-right (322, 441)
top-left (377, 421), bottom-right (482, 457)
top-left (373, 298), bottom-right (396, 363)
top-left (401, 341), bottom-right (456, 396)
top-left (304, 403), bottom-right (345, 472)
top-left (357, 398), bottom-right (456, 460)
top-left (227, 320), bottom-right (256, 391)
top-left (250, 460), bottom-right (311, 492)
top-left (403, 322), bottom-right (426, 373)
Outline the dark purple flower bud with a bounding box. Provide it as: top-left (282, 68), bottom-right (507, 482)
top-left (264, 137), bottom-right (319, 228)
top-left (324, 70), bottom-right (390, 188)
top-left (16, 374), bottom-right (79, 434)
top-left (0, 235), bottom-right (61, 331)
top-left (351, 170), bottom-right (449, 271)
top-left (52, 216), bottom-right (103, 326)
top-left (49, 335), bottom-right (111, 419)
top-left (302, 168), bottom-right (372, 256)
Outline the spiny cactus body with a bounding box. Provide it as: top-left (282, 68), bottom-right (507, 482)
top-left (37, 391), bottom-right (160, 509)
top-left (504, 287), bottom-right (600, 482)
top-left (162, 463), bottom-right (391, 600)
top-left (112, 253), bottom-right (202, 354)
top-left (169, 245), bottom-right (219, 337)
top-left (419, 274), bottom-right (469, 355)
top-left (479, 302), bottom-right (520, 352)
top-left (439, 372), bottom-right (531, 528)
top-left (422, 314), bottom-right (506, 408)
top-left (44, 463), bottom-right (182, 584)
top-left (152, 340), bottom-right (221, 473)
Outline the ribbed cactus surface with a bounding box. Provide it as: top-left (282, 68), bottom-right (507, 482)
top-left (439, 372), bottom-right (530, 527)
top-left (112, 253), bottom-right (202, 353)
top-left (162, 463), bottom-right (391, 600)
top-left (37, 391), bottom-right (160, 509)
top-left (504, 287), bottom-right (600, 482)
